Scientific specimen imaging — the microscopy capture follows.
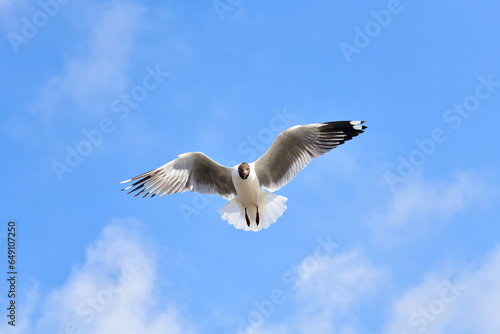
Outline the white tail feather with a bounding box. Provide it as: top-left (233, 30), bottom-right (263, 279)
top-left (218, 193), bottom-right (288, 231)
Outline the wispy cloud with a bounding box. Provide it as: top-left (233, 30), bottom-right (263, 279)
top-left (371, 170), bottom-right (496, 245)
top-left (387, 171), bottom-right (489, 225)
top-left (5, 218), bottom-right (500, 334)
top-left (35, 1), bottom-right (145, 120)
top-left (256, 250), bottom-right (386, 334)
top-left (2, 0), bottom-right (146, 146)
top-left (0, 0), bottom-right (15, 9)
top-left (7, 219), bottom-right (196, 334)
top-left (383, 245), bottom-right (500, 334)
top-left (252, 244), bottom-right (500, 334)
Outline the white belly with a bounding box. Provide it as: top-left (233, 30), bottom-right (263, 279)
top-left (231, 165), bottom-right (261, 207)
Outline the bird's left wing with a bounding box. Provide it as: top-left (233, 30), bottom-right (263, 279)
top-left (254, 121), bottom-right (366, 192)
top-left (119, 152), bottom-right (236, 199)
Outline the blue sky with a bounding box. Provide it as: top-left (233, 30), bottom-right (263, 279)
top-left (1, 0), bottom-right (500, 333)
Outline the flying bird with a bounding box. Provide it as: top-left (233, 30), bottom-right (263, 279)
top-left (119, 121), bottom-right (366, 231)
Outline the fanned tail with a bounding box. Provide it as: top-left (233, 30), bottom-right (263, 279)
top-left (218, 197), bottom-right (248, 231)
top-left (218, 193), bottom-right (288, 232)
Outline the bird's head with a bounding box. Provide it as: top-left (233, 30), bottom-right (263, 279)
top-left (238, 162), bottom-right (250, 180)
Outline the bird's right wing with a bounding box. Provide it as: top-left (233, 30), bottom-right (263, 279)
top-left (254, 121), bottom-right (366, 192)
top-left (119, 152), bottom-right (236, 199)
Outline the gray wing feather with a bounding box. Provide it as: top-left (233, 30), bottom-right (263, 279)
top-left (120, 152), bottom-right (236, 199)
top-left (254, 121), bottom-right (366, 192)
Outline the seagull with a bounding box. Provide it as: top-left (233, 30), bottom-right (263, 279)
top-left (119, 121), bottom-right (366, 231)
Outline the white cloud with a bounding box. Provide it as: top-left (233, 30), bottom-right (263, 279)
top-left (371, 170), bottom-right (495, 245)
top-left (2, 1), bottom-right (147, 145)
top-left (8, 219), bottom-right (196, 334)
top-left (295, 250), bottom-right (385, 311)
top-left (255, 249), bottom-right (386, 334)
top-left (383, 245), bottom-right (500, 334)
top-left (251, 244), bottom-right (500, 334)
top-left (36, 1), bottom-right (145, 120)
top-left (386, 171), bottom-right (488, 225)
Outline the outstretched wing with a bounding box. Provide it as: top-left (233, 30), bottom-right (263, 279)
top-left (254, 121), bottom-right (366, 192)
top-left (119, 152), bottom-right (236, 199)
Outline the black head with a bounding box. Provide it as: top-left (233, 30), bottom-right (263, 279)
top-left (238, 162), bottom-right (250, 180)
